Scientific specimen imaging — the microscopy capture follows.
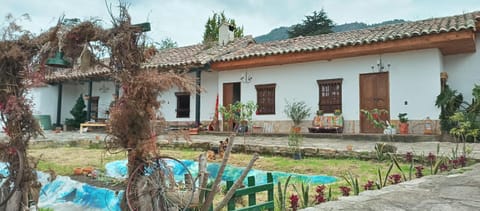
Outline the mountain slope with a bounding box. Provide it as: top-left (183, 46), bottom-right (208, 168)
top-left (255, 19), bottom-right (406, 43)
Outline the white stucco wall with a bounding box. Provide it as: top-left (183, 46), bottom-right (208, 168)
top-left (30, 81), bottom-right (117, 125)
top-left (29, 85), bottom-right (59, 124)
top-left (159, 71), bottom-right (218, 122)
top-left (444, 35), bottom-right (480, 101)
top-left (217, 48), bottom-right (442, 122)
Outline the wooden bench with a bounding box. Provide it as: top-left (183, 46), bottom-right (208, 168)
top-left (80, 122), bottom-right (107, 133)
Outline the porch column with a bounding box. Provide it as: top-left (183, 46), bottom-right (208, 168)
top-left (114, 82), bottom-right (120, 97)
top-left (87, 80), bottom-right (93, 121)
top-left (195, 68), bottom-right (201, 127)
top-left (56, 83), bottom-right (63, 126)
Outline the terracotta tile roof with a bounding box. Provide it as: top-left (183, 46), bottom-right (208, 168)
top-left (44, 36), bottom-right (255, 82)
top-left (214, 12), bottom-right (480, 62)
top-left (44, 11), bottom-right (480, 82)
top-left (44, 64), bottom-right (111, 83)
top-left (142, 35), bottom-right (255, 69)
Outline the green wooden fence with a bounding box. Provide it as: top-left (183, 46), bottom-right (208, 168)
top-left (226, 172), bottom-right (274, 211)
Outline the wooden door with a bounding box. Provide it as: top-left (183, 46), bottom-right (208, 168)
top-left (359, 72), bottom-right (390, 133)
top-left (222, 83), bottom-right (241, 131)
top-left (90, 96), bottom-right (99, 121)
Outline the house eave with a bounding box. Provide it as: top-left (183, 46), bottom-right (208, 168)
top-left (211, 30), bottom-right (476, 71)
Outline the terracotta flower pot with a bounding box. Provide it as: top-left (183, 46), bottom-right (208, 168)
top-left (399, 123), bottom-right (409, 134)
top-left (82, 166), bottom-right (94, 175)
top-left (73, 167), bottom-right (83, 175)
top-left (291, 126), bottom-right (301, 133)
top-left (189, 128), bottom-right (199, 135)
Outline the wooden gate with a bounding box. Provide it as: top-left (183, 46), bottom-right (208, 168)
top-left (359, 72), bottom-right (390, 133)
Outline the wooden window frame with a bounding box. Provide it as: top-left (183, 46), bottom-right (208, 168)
top-left (317, 79), bottom-right (343, 113)
top-left (255, 83), bottom-right (276, 115)
top-left (175, 92), bottom-right (190, 118)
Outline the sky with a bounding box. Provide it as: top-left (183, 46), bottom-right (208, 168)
top-left (2, 0), bottom-right (480, 46)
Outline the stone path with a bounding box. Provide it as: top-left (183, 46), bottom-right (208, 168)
top-left (303, 163), bottom-right (480, 211)
top-left (5, 131), bottom-right (478, 160)
top-left (3, 131), bottom-right (480, 210)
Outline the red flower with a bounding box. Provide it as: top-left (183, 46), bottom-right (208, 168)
top-left (316, 185), bottom-right (326, 193)
top-left (289, 194), bottom-right (299, 210)
top-left (415, 165), bottom-right (424, 178)
top-left (339, 186), bottom-right (351, 196)
top-left (458, 156), bottom-right (467, 167)
top-left (315, 185), bottom-right (327, 204)
top-left (364, 180), bottom-right (374, 190)
top-left (427, 152), bottom-right (436, 162)
top-left (439, 163), bottom-right (449, 172)
top-left (405, 152), bottom-right (413, 162)
top-left (388, 174), bottom-right (402, 184)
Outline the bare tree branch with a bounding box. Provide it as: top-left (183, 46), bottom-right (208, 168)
top-left (214, 153), bottom-right (259, 211)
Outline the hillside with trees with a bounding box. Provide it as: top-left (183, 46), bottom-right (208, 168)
top-left (255, 19), bottom-right (406, 43)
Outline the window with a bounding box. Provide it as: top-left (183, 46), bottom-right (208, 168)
top-left (255, 84), bottom-right (276, 114)
top-left (317, 79), bottom-right (342, 113)
top-left (175, 92), bottom-right (190, 118)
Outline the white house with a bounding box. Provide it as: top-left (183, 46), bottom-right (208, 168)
top-left (32, 11), bottom-right (480, 135)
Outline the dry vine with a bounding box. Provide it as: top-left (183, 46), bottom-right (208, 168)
top-left (0, 13), bottom-right (44, 210)
top-left (3, 2), bottom-right (258, 210)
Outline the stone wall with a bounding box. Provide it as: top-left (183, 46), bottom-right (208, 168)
top-left (218, 119), bottom-right (441, 135)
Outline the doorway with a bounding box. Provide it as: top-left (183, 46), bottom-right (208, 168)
top-left (359, 72), bottom-right (390, 133)
top-left (222, 82), bottom-right (241, 131)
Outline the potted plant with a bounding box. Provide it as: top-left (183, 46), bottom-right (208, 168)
top-left (334, 109), bottom-right (342, 116)
top-left (284, 100), bottom-right (311, 133)
top-left (189, 122), bottom-right (199, 135)
top-left (219, 101), bottom-right (257, 133)
top-left (361, 108), bottom-right (389, 129)
top-left (398, 113), bottom-right (409, 134)
top-left (288, 132), bottom-right (303, 159)
top-left (316, 110), bottom-right (324, 116)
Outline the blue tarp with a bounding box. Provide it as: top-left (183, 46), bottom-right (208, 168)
top-left (38, 172), bottom-right (123, 211)
top-left (106, 159), bottom-right (337, 184)
top-left (37, 159), bottom-right (336, 210)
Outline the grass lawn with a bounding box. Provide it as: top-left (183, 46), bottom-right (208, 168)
top-left (28, 144), bottom-right (472, 210)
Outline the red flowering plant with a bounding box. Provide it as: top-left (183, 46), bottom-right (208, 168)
top-left (360, 108), bottom-right (389, 129)
top-left (315, 185), bottom-right (327, 204)
top-left (339, 186), bottom-right (351, 196)
top-left (388, 174), bottom-right (402, 184)
top-left (405, 151), bottom-right (415, 180)
top-left (289, 194), bottom-right (299, 211)
top-left (364, 180), bottom-right (374, 190)
top-left (415, 165), bottom-right (424, 178)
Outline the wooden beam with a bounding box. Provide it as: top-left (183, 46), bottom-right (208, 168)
top-left (212, 30), bottom-right (476, 71)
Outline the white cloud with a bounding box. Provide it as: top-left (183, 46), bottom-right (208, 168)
top-left (2, 0), bottom-right (479, 46)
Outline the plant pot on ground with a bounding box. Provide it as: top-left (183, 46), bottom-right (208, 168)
top-left (398, 113), bottom-right (409, 134)
top-left (288, 132), bottom-right (303, 160)
top-left (284, 100), bottom-right (311, 133)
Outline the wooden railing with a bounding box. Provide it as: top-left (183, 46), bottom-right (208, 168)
top-left (226, 172), bottom-right (274, 211)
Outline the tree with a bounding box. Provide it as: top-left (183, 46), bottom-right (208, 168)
top-left (202, 11), bottom-right (244, 44)
top-left (65, 94), bottom-right (87, 128)
top-left (156, 37), bottom-right (178, 50)
top-left (288, 9), bottom-right (334, 38)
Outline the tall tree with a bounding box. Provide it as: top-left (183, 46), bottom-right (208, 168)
top-left (156, 37), bottom-right (178, 50)
top-left (288, 9), bottom-right (334, 38)
top-left (202, 11), bottom-right (244, 44)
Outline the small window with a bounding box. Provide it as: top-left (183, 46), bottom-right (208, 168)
top-left (317, 79), bottom-right (342, 113)
top-left (255, 84), bottom-right (276, 114)
top-left (175, 92), bottom-right (190, 118)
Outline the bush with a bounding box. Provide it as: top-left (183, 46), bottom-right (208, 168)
top-left (66, 94), bottom-right (87, 128)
